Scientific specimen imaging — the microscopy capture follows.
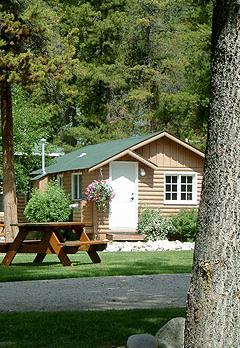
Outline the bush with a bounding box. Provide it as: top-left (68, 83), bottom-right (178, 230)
top-left (169, 209), bottom-right (198, 242)
top-left (138, 208), bottom-right (175, 241)
top-left (24, 181), bottom-right (71, 222)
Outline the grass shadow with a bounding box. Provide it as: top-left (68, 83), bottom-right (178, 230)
top-left (0, 308), bottom-right (186, 348)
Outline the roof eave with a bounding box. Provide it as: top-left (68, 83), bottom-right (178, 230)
top-left (88, 150), bottom-right (129, 172)
top-left (127, 150), bottom-right (158, 169)
top-left (88, 149), bottom-right (158, 172)
top-left (31, 173), bottom-right (48, 181)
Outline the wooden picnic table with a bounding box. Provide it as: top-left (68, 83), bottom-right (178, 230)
top-left (0, 222), bottom-right (107, 267)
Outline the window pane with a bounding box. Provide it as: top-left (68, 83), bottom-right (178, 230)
top-left (73, 174), bottom-right (82, 199)
top-left (166, 193), bottom-right (171, 200)
top-left (77, 176), bottom-right (80, 198)
top-left (58, 176), bottom-right (64, 187)
top-left (187, 176), bottom-right (192, 183)
top-left (181, 193), bottom-right (186, 200)
top-left (166, 176), bottom-right (171, 183)
top-left (74, 176), bottom-right (78, 198)
top-left (78, 175), bottom-right (82, 198)
top-left (79, 175), bottom-right (82, 198)
top-left (181, 185), bottom-right (186, 192)
top-left (166, 184), bottom-right (171, 192)
top-left (172, 176), bottom-right (177, 183)
top-left (181, 176), bottom-right (186, 183)
top-left (165, 173), bottom-right (195, 203)
top-left (0, 194), bottom-right (3, 212)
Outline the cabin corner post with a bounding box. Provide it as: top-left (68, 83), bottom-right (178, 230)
top-left (92, 202), bottom-right (99, 239)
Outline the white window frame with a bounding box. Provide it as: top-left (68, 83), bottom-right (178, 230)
top-left (57, 174), bottom-right (64, 188)
top-left (164, 172), bottom-right (197, 205)
top-left (71, 173), bottom-right (82, 200)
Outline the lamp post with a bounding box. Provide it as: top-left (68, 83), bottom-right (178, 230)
top-left (40, 138), bottom-right (47, 174)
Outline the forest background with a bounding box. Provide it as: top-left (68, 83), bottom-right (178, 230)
top-left (1, 0), bottom-right (212, 193)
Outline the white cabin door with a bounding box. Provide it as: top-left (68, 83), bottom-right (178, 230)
top-left (109, 161), bottom-right (138, 230)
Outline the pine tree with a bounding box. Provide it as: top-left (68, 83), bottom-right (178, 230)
top-left (0, 0), bottom-right (77, 240)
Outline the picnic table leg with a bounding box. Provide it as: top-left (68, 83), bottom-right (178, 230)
top-left (33, 231), bottom-right (65, 264)
top-left (76, 229), bottom-right (102, 264)
top-left (33, 231), bottom-right (72, 266)
top-left (1, 230), bottom-right (28, 266)
top-left (49, 232), bottom-right (72, 266)
top-left (87, 249), bottom-right (101, 263)
top-left (33, 231), bottom-right (52, 264)
top-left (34, 253), bottom-right (47, 264)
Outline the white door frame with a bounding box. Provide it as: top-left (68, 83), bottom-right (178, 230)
top-left (109, 161), bottom-right (138, 231)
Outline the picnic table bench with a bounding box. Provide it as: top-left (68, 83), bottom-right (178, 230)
top-left (0, 222), bottom-right (108, 266)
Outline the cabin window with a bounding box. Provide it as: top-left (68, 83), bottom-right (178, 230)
top-left (164, 173), bottom-right (197, 204)
top-left (0, 193), bottom-right (3, 212)
top-left (57, 174), bottom-right (64, 187)
top-left (71, 173), bottom-right (82, 200)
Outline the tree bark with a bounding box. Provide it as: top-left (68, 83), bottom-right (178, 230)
top-left (0, 80), bottom-right (18, 241)
top-left (184, 2), bottom-right (240, 347)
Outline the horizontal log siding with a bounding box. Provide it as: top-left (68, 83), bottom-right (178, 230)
top-left (66, 167), bottom-right (110, 238)
top-left (137, 137), bottom-right (204, 215)
top-left (17, 193), bottom-right (27, 223)
top-left (138, 168), bottom-right (203, 215)
top-left (91, 166), bottom-right (109, 239)
top-left (38, 177), bottom-right (48, 191)
top-left (82, 171), bottom-right (96, 235)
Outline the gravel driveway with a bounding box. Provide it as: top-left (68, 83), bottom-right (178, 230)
top-left (0, 274), bottom-right (190, 312)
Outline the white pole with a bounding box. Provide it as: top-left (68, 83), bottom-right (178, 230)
top-left (40, 138), bottom-right (46, 174)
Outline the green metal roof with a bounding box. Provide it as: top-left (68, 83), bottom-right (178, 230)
top-left (31, 132), bottom-right (161, 180)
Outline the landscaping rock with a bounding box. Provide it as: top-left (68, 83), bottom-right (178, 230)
top-left (127, 334), bottom-right (158, 348)
top-left (104, 241), bottom-right (194, 253)
top-left (104, 243), bottom-right (122, 252)
top-left (121, 242), bottom-right (135, 252)
top-left (181, 242), bottom-right (194, 251)
top-left (155, 317), bottom-right (185, 348)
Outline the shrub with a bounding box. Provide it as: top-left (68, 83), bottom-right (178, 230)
top-left (138, 208), bottom-right (175, 241)
top-left (24, 181), bottom-right (71, 222)
top-left (169, 209), bottom-right (198, 242)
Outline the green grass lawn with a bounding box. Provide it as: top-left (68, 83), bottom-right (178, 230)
top-left (0, 308), bottom-right (186, 348)
top-left (0, 251), bottom-right (193, 282)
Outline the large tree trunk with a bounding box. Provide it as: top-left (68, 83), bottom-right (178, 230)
top-left (0, 80), bottom-right (18, 241)
top-left (184, 2), bottom-right (240, 347)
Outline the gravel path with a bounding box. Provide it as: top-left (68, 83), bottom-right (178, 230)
top-left (0, 274), bottom-right (190, 312)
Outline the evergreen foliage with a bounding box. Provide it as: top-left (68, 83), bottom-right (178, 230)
top-left (11, 0), bottom-right (212, 153)
top-left (0, 0), bottom-right (77, 196)
top-left (1, 0), bottom-right (212, 192)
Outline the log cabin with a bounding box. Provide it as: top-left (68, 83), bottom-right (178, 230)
top-left (31, 131), bottom-right (205, 241)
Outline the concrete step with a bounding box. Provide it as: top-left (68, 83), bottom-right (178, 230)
top-left (106, 233), bottom-right (145, 241)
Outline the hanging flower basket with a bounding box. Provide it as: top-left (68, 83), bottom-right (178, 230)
top-left (84, 180), bottom-right (114, 210)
